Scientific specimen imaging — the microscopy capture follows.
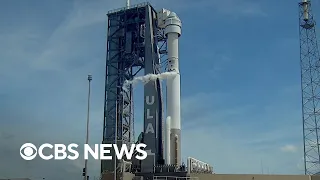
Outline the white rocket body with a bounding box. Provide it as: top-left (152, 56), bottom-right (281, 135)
top-left (164, 11), bottom-right (182, 165)
top-left (165, 116), bottom-right (171, 163)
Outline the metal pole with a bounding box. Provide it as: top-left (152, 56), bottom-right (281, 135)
top-left (84, 74), bottom-right (92, 180)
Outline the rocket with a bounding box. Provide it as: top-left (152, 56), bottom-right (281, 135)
top-left (164, 11), bottom-right (182, 166)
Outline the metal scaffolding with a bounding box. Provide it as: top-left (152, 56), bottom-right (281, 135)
top-left (102, 2), bottom-right (164, 176)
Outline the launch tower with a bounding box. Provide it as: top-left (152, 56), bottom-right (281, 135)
top-left (102, 2), bottom-right (164, 174)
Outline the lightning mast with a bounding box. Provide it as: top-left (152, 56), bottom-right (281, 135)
top-left (299, 0), bottom-right (320, 175)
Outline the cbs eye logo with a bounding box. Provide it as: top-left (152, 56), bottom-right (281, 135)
top-left (20, 143), bottom-right (37, 160)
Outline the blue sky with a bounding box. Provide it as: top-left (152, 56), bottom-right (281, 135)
top-left (0, 0), bottom-right (319, 179)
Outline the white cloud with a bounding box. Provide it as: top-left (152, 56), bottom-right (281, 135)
top-left (281, 145), bottom-right (298, 153)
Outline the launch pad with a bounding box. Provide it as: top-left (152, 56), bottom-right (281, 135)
top-left (100, 2), bottom-right (213, 180)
